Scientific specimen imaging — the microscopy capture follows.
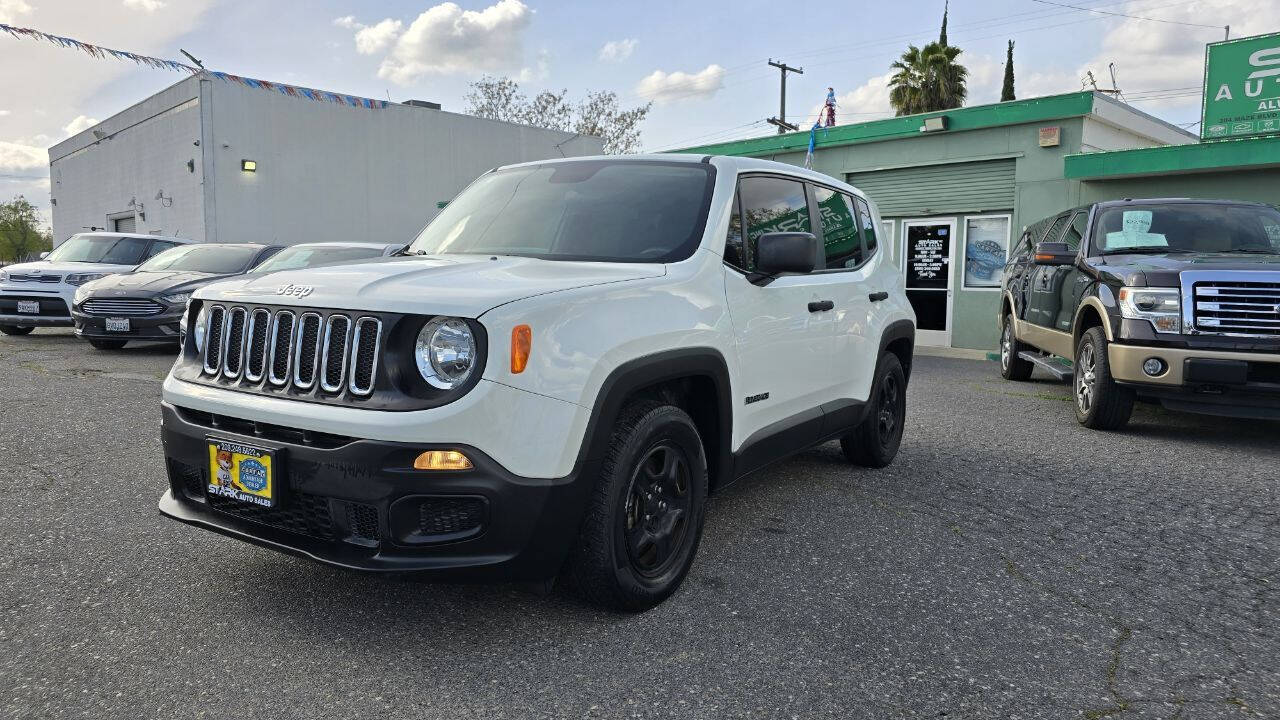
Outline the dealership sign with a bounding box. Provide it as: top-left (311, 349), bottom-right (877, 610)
top-left (1202, 31), bottom-right (1280, 140)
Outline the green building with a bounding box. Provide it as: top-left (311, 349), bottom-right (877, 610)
top-left (678, 91), bottom-right (1226, 351)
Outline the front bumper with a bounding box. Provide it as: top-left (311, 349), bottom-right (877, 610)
top-left (1109, 343), bottom-right (1280, 419)
top-left (0, 291), bottom-right (72, 326)
top-left (72, 309), bottom-right (182, 341)
top-left (158, 402), bottom-right (596, 579)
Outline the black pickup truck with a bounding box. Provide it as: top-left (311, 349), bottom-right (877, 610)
top-left (998, 198), bottom-right (1280, 430)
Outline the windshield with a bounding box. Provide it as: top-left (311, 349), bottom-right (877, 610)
top-left (137, 244), bottom-right (259, 274)
top-left (1092, 203), bottom-right (1280, 255)
top-left (45, 234), bottom-right (152, 264)
top-left (406, 160), bottom-right (715, 262)
top-left (252, 245), bottom-right (386, 273)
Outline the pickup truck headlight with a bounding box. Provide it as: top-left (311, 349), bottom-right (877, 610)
top-left (415, 317), bottom-right (477, 389)
top-left (65, 272), bottom-right (107, 286)
top-left (1118, 286), bottom-right (1181, 334)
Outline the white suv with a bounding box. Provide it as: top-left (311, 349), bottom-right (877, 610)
top-left (157, 155), bottom-right (916, 611)
top-left (0, 232), bottom-right (197, 335)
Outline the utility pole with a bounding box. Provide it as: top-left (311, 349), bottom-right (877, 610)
top-left (1224, 25), bottom-right (1230, 40)
top-left (767, 58), bottom-right (803, 134)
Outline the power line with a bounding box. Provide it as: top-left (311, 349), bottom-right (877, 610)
top-left (1028, 0), bottom-right (1225, 30)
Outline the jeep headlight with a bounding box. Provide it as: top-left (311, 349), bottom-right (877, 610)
top-left (193, 305), bottom-right (208, 352)
top-left (1118, 286), bottom-right (1181, 334)
top-left (65, 272), bottom-right (107, 286)
top-left (415, 317), bottom-right (476, 389)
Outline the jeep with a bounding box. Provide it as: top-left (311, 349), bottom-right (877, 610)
top-left (999, 198), bottom-right (1280, 429)
top-left (157, 155), bottom-right (916, 611)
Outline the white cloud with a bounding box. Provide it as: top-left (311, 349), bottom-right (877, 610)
top-left (62, 115), bottom-right (99, 137)
top-left (636, 64), bottom-right (726, 104)
top-left (0, 0), bottom-right (31, 24)
top-left (358, 0), bottom-right (534, 85)
top-left (0, 140), bottom-right (45, 172)
top-left (598, 38), bottom-right (637, 63)
top-left (517, 48), bottom-right (550, 82)
top-left (333, 15), bottom-right (359, 29)
top-left (122, 0), bottom-right (166, 11)
top-left (355, 19), bottom-right (403, 55)
top-left (836, 71), bottom-right (895, 118)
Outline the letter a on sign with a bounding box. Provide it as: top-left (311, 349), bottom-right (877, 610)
top-left (1216, 84), bottom-right (1233, 101)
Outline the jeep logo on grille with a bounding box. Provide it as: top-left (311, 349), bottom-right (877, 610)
top-left (276, 284), bottom-right (314, 298)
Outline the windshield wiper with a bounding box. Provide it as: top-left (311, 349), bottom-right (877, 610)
top-left (1220, 248), bottom-right (1279, 255)
top-left (1101, 247), bottom-right (1197, 255)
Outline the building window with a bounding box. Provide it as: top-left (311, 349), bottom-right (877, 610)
top-left (963, 214), bottom-right (1011, 289)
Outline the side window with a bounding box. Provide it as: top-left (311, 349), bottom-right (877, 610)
top-left (1042, 214), bottom-right (1071, 245)
top-left (1013, 232), bottom-right (1033, 260)
top-left (854, 195), bottom-right (878, 258)
top-left (813, 185), bottom-right (862, 269)
top-left (739, 176), bottom-right (812, 270)
top-left (1061, 211), bottom-right (1088, 251)
top-left (723, 190), bottom-right (745, 269)
top-left (145, 240), bottom-right (179, 259)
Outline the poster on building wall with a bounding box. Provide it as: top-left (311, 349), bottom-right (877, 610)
top-left (1202, 31), bottom-right (1280, 140)
top-left (906, 225), bottom-right (950, 290)
top-left (964, 216), bottom-right (1010, 289)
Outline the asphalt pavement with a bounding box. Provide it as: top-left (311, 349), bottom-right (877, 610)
top-left (1, 329), bottom-right (1277, 719)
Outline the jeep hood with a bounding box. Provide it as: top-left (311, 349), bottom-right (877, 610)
top-left (194, 254), bottom-right (666, 316)
top-left (1100, 252), bottom-right (1280, 287)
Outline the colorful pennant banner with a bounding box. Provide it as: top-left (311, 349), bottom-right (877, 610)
top-left (0, 23), bottom-right (388, 110)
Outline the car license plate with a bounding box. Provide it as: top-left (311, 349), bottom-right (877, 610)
top-left (17, 300), bottom-right (39, 314)
top-left (105, 317), bottom-right (131, 332)
top-left (207, 438), bottom-right (276, 508)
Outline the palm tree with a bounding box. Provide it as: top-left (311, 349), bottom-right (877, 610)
top-left (888, 41), bottom-right (968, 116)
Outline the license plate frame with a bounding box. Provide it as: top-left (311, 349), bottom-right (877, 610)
top-left (206, 438), bottom-right (278, 508)
top-left (105, 317), bottom-right (131, 332)
top-left (16, 300), bottom-right (39, 314)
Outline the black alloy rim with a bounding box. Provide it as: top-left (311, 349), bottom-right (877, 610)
top-left (877, 372), bottom-right (902, 448)
top-left (623, 442), bottom-right (691, 577)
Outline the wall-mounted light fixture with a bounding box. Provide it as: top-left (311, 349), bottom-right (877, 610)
top-left (919, 116), bottom-right (948, 133)
top-left (241, 159), bottom-right (257, 173)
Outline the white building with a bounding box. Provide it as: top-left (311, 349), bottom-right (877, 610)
top-left (48, 75), bottom-right (602, 245)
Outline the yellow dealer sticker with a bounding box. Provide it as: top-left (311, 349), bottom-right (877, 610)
top-left (207, 439), bottom-right (275, 508)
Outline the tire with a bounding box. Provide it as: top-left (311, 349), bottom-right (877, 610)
top-left (0, 325), bottom-right (34, 336)
top-left (563, 401), bottom-right (709, 612)
top-left (1073, 327), bottom-right (1133, 431)
top-left (999, 314), bottom-right (1034, 381)
top-left (841, 352), bottom-right (908, 468)
top-left (87, 338), bottom-right (128, 350)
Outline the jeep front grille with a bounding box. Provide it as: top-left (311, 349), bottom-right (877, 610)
top-left (199, 304), bottom-right (382, 398)
top-left (1191, 279), bottom-right (1280, 337)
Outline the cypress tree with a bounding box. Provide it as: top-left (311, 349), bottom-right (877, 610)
top-left (940, 0), bottom-right (949, 45)
top-left (1001, 40), bottom-right (1016, 101)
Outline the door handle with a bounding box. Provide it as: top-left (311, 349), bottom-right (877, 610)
top-left (808, 300), bottom-right (834, 313)
top-left (868, 291), bottom-right (889, 302)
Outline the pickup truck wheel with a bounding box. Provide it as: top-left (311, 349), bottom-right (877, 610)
top-left (1074, 327), bottom-right (1133, 431)
top-left (1000, 314), bottom-right (1033, 381)
top-left (0, 325), bottom-right (34, 336)
top-left (840, 353), bottom-right (907, 468)
top-left (87, 338), bottom-right (128, 350)
top-left (563, 401), bottom-right (708, 612)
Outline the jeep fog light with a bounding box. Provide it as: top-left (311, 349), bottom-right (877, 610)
top-left (415, 317), bottom-right (477, 389)
top-left (1142, 357), bottom-right (1166, 377)
top-left (414, 450), bottom-right (473, 471)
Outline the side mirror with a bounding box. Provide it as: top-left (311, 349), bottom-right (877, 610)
top-left (755, 232), bottom-right (817, 276)
top-left (1033, 241), bottom-right (1075, 266)
top-left (39, 251), bottom-right (49, 260)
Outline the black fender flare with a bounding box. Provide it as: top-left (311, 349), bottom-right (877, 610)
top-left (877, 319), bottom-right (916, 383)
top-left (574, 348), bottom-right (734, 490)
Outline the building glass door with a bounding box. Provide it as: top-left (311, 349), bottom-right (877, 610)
top-left (903, 218), bottom-right (956, 346)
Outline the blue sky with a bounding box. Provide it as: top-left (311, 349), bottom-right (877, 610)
top-left (2, 0), bottom-right (1278, 224)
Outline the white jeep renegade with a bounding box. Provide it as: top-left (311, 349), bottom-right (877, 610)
top-left (158, 155), bottom-right (916, 611)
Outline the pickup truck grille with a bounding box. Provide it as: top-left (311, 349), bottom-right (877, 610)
top-left (81, 298), bottom-right (166, 316)
top-left (1192, 281), bottom-right (1280, 336)
top-left (200, 304), bottom-right (381, 397)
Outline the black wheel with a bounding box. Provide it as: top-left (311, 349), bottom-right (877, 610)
top-left (0, 325), bottom-right (34, 336)
top-left (563, 401), bottom-right (708, 612)
top-left (999, 314), bottom-right (1034, 381)
top-left (1074, 327), bottom-right (1133, 431)
top-left (87, 338), bottom-right (128, 350)
top-left (841, 353), bottom-right (907, 468)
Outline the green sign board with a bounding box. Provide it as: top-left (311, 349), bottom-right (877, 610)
top-left (1202, 31), bottom-right (1280, 140)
